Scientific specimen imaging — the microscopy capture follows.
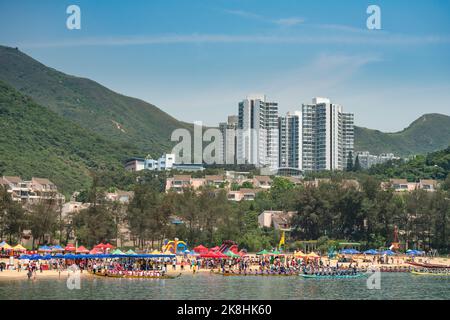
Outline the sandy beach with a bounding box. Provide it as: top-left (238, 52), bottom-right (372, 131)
top-left (0, 255), bottom-right (448, 281)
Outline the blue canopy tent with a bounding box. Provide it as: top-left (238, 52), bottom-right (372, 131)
top-left (51, 245), bottom-right (64, 252)
top-left (38, 245), bottom-right (52, 252)
top-left (340, 248), bottom-right (360, 255)
top-left (19, 254), bottom-right (31, 260)
top-left (30, 254), bottom-right (43, 260)
top-left (381, 250), bottom-right (395, 256)
top-left (406, 250), bottom-right (424, 256)
top-left (363, 249), bottom-right (379, 255)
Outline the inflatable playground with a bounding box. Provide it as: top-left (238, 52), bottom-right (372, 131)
top-left (193, 240), bottom-right (247, 257)
top-left (161, 239), bottom-right (247, 256)
top-left (161, 238), bottom-right (188, 255)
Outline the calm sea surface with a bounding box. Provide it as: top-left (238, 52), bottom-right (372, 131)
top-left (0, 273), bottom-right (448, 300)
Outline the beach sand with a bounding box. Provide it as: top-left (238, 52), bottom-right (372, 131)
top-left (0, 256), bottom-right (447, 281)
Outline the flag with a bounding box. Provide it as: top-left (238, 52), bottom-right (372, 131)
top-left (278, 231), bottom-right (285, 249)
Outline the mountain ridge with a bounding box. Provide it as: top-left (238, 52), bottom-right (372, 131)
top-left (354, 113), bottom-right (450, 156)
top-left (0, 45), bottom-right (191, 157)
top-left (0, 80), bottom-right (137, 195)
top-left (0, 45), bottom-right (449, 162)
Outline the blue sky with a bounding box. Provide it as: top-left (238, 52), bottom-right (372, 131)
top-left (1, 0), bottom-right (450, 131)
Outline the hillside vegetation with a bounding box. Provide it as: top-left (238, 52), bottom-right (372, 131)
top-left (355, 113), bottom-right (450, 156)
top-left (0, 45), bottom-right (191, 156)
top-left (0, 81), bottom-right (137, 196)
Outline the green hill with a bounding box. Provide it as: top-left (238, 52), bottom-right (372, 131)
top-left (0, 45), bottom-right (190, 156)
top-left (0, 81), bottom-right (137, 196)
top-left (355, 113), bottom-right (450, 157)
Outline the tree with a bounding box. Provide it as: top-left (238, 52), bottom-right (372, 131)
top-left (353, 155), bottom-right (362, 172)
top-left (241, 181), bottom-right (254, 189)
top-left (346, 151), bottom-right (354, 172)
top-left (27, 199), bottom-right (59, 248)
top-left (71, 176), bottom-right (116, 246)
top-left (0, 186), bottom-right (25, 243)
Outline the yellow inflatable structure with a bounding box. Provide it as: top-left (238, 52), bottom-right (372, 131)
top-left (161, 238), bottom-right (188, 254)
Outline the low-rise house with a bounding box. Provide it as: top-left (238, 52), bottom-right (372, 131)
top-left (258, 210), bottom-right (296, 230)
top-left (165, 175), bottom-right (206, 193)
top-left (105, 190), bottom-right (134, 203)
top-left (1, 176), bottom-right (64, 203)
top-left (419, 179), bottom-right (438, 192)
top-left (205, 175), bottom-right (226, 188)
top-left (61, 201), bottom-right (90, 219)
top-left (390, 179), bottom-right (416, 192)
top-left (253, 176), bottom-right (272, 189)
top-left (341, 179), bottom-right (361, 190)
top-left (227, 188), bottom-right (261, 201)
top-left (284, 176), bottom-right (303, 185)
top-left (381, 179), bottom-right (438, 192)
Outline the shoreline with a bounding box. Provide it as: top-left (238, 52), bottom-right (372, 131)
top-left (0, 256), bottom-right (447, 282)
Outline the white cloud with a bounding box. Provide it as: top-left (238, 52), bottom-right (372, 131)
top-left (273, 18), bottom-right (305, 27)
top-left (18, 32), bottom-right (450, 48)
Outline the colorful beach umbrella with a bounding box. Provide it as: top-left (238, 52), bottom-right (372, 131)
top-left (193, 245), bottom-right (208, 253)
top-left (51, 245), bottom-right (64, 252)
top-left (307, 252), bottom-right (320, 259)
top-left (363, 249), bottom-right (379, 255)
top-left (13, 244), bottom-right (26, 252)
top-left (76, 246), bottom-right (89, 253)
top-left (64, 243), bottom-right (76, 252)
top-left (111, 249), bottom-right (125, 255)
top-left (0, 242), bottom-right (12, 250)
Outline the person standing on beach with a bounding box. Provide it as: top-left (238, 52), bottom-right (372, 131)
top-left (27, 267), bottom-right (32, 280)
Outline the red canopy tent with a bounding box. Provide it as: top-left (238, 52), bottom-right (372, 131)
top-left (64, 243), bottom-right (76, 252)
top-left (89, 248), bottom-right (103, 254)
top-left (104, 243), bottom-right (114, 250)
top-left (76, 246), bottom-right (89, 253)
top-left (193, 245), bottom-right (208, 253)
top-left (200, 251), bottom-right (228, 259)
top-left (210, 246), bottom-right (220, 252)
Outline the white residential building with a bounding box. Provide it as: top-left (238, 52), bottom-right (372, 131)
top-left (356, 151), bottom-right (399, 169)
top-left (125, 154), bottom-right (175, 172)
top-left (237, 95), bottom-right (279, 169)
top-left (279, 111), bottom-right (303, 170)
top-left (301, 98), bottom-right (354, 171)
top-left (219, 115), bottom-right (238, 165)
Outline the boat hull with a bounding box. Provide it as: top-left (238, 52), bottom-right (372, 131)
top-left (411, 271), bottom-right (450, 276)
top-left (90, 272), bottom-right (181, 279)
top-left (212, 271), bottom-right (298, 277)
